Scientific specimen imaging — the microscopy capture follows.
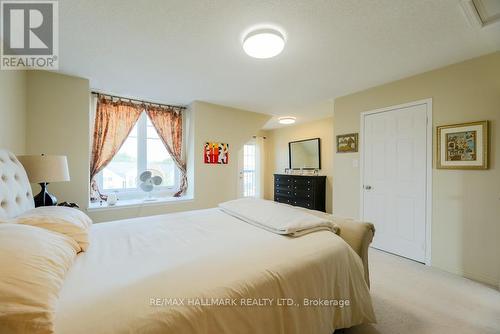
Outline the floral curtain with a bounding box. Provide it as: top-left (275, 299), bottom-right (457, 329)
top-left (146, 106), bottom-right (187, 197)
top-left (90, 96), bottom-right (143, 200)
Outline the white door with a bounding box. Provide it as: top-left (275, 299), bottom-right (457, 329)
top-left (362, 103), bottom-right (428, 262)
top-left (238, 141), bottom-right (257, 197)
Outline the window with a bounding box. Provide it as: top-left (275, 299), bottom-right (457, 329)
top-left (242, 142), bottom-right (256, 197)
top-left (96, 112), bottom-right (179, 199)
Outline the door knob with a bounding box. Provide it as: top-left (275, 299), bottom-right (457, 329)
top-left (364, 185), bottom-right (372, 190)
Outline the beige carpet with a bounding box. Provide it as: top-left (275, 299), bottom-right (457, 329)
top-left (338, 249), bottom-right (500, 334)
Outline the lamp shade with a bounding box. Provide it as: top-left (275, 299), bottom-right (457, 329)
top-left (17, 155), bottom-right (70, 183)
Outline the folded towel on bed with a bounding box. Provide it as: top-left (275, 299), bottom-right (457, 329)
top-left (219, 198), bottom-right (339, 236)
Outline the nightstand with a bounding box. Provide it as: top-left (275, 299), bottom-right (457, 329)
top-left (57, 202), bottom-right (80, 208)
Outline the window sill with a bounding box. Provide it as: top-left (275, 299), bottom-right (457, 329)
top-left (86, 195), bottom-right (194, 212)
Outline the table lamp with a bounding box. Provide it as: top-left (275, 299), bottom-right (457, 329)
top-left (17, 154), bottom-right (70, 207)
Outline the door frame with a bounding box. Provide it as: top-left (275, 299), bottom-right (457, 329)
top-left (359, 98), bottom-right (433, 265)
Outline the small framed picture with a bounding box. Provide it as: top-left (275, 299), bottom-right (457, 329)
top-left (437, 121), bottom-right (489, 169)
top-left (337, 133), bottom-right (358, 153)
top-left (204, 142), bottom-right (229, 164)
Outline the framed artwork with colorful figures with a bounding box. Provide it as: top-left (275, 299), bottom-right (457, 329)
top-left (204, 142), bottom-right (229, 164)
top-left (437, 121), bottom-right (489, 169)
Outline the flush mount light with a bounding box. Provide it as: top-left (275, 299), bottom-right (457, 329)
top-left (279, 117), bottom-right (296, 125)
top-left (243, 28), bottom-right (285, 59)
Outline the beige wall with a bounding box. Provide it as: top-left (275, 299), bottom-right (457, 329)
top-left (0, 71), bottom-right (27, 154)
top-left (192, 101), bottom-right (270, 202)
top-left (89, 101), bottom-right (269, 222)
top-left (333, 52), bottom-right (500, 287)
top-left (263, 117), bottom-right (334, 213)
top-left (23, 71), bottom-right (270, 222)
top-left (26, 71), bottom-right (91, 208)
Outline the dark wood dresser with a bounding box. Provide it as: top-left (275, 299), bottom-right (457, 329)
top-left (274, 174), bottom-right (326, 212)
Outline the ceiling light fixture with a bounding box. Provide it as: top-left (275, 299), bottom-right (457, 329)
top-left (243, 28), bottom-right (285, 59)
top-left (279, 117), bottom-right (296, 125)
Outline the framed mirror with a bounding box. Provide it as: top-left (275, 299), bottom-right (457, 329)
top-left (288, 138), bottom-right (321, 169)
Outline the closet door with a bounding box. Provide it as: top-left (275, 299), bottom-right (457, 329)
top-left (362, 103), bottom-right (428, 262)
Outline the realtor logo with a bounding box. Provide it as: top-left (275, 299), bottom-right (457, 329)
top-left (1, 0), bottom-right (58, 69)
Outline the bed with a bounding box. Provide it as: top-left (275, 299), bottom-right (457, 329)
top-left (0, 149), bottom-right (376, 333)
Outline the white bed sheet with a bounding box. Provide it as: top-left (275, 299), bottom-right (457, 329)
top-left (54, 208), bottom-right (375, 334)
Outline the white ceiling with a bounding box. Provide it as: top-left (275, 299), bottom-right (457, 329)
top-left (58, 0), bottom-right (500, 128)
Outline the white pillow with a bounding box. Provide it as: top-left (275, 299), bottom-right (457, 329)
top-left (12, 206), bottom-right (93, 252)
top-left (0, 223), bottom-right (78, 334)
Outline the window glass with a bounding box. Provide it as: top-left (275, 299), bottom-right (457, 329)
top-left (102, 123), bottom-right (138, 190)
top-left (243, 143), bottom-right (256, 197)
top-left (98, 113), bottom-right (179, 196)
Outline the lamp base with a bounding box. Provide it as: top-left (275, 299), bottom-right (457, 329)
top-left (34, 183), bottom-right (58, 207)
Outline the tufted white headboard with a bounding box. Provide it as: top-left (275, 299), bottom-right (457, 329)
top-left (0, 149), bottom-right (35, 220)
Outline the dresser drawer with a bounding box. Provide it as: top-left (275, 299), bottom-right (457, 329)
top-left (291, 189), bottom-right (313, 199)
top-left (291, 199), bottom-right (313, 209)
top-left (276, 184), bottom-right (293, 191)
top-left (292, 178), bottom-right (313, 186)
top-left (274, 176), bottom-right (293, 184)
top-left (275, 181), bottom-right (293, 189)
top-left (275, 195), bottom-right (292, 205)
top-left (275, 188), bottom-right (293, 197)
top-left (292, 184), bottom-right (313, 192)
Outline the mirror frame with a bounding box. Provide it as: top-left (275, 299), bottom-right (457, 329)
top-left (288, 138), bottom-right (321, 170)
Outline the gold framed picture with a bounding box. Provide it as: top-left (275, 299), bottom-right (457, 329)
top-left (336, 133), bottom-right (358, 153)
top-left (437, 121), bottom-right (489, 169)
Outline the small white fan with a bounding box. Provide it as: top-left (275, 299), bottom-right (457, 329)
top-left (139, 170), bottom-right (163, 201)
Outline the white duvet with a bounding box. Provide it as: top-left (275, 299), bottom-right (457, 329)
top-left (54, 208), bottom-right (375, 334)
